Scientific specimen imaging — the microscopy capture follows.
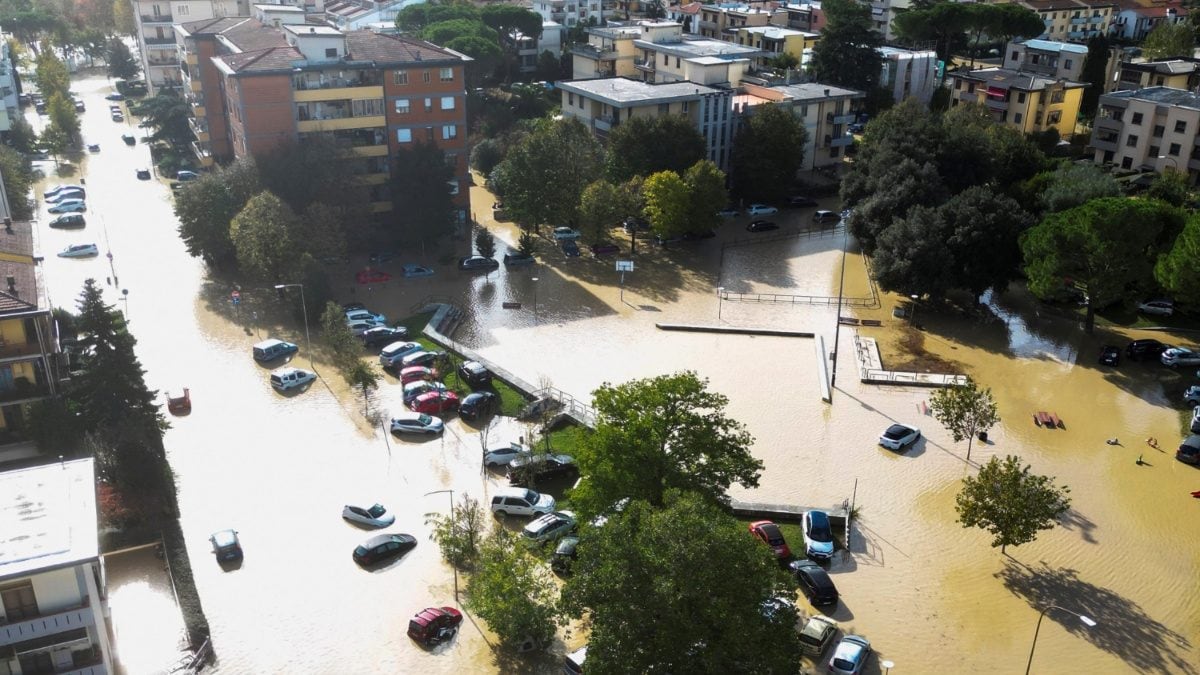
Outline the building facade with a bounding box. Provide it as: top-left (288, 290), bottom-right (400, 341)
top-left (1003, 39), bottom-right (1089, 81)
top-left (1111, 58), bottom-right (1199, 92)
top-left (866, 0), bottom-right (911, 42)
top-left (734, 26), bottom-right (818, 71)
top-left (1110, 0), bottom-right (1187, 41)
top-left (735, 82), bottom-right (863, 171)
top-left (1091, 86), bottom-right (1199, 180)
top-left (0, 34), bottom-right (18, 139)
top-left (948, 67), bottom-right (1087, 138)
top-left (1010, 0), bottom-right (1115, 42)
top-left (532, 0), bottom-right (605, 27)
top-left (132, 0), bottom-right (249, 94)
top-left (771, 3), bottom-right (825, 33)
top-left (571, 24), bottom-right (644, 80)
top-left (632, 22), bottom-right (762, 86)
top-left (697, 4), bottom-right (773, 41)
top-left (879, 46), bottom-right (938, 105)
top-left (0, 458), bottom-right (113, 675)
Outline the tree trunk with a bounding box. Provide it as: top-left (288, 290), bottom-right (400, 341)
top-left (966, 433), bottom-right (974, 461)
top-left (1084, 304), bottom-right (1096, 334)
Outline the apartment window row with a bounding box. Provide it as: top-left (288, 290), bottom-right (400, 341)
top-left (396, 125), bottom-right (458, 142)
top-left (394, 96), bottom-right (456, 114)
top-left (392, 68), bottom-right (455, 85)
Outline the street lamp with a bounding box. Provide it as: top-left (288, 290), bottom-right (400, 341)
top-left (1157, 154), bottom-right (1179, 173)
top-left (829, 224), bottom-right (849, 400)
top-left (881, 660), bottom-right (895, 675)
top-left (423, 489), bottom-right (458, 603)
top-left (531, 277), bottom-right (539, 324)
top-left (717, 286), bottom-right (725, 321)
top-left (1025, 605), bottom-right (1097, 675)
top-left (274, 283), bottom-right (311, 365)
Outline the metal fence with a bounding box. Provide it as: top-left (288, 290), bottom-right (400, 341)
top-left (720, 290), bottom-right (876, 308)
top-left (862, 369), bottom-right (968, 387)
top-left (524, 386), bottom-right (597, 428)
top-left (721, 224), bottom-right (845, 253)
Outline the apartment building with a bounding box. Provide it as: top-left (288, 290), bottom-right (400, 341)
top-left (865, 0), bottom-right (911, 41)
top-left (1112, 59), bottom-right (1199, 92)
top-left (508, 21), bottom-right (563, 75)
top-left (571, 24), bottom-right (644, 79)
top-left (1110, 0), bottom-right (1187, 41)
top-left (734, 26), bottom-right (818, 70)
top-left (771, 3), bottom-right (825, 33)
top-left (0, 458), bottom-right (114, 675)
top-left (532, 0), bottom-right (605, 27)
top-left (1091, 86), bottom-right (1199, 180)
top-left (1009, 0), bottom-right (1115, 42)
top-left (879, 46), bottom-right (938, 105)
top-left (632, 22), bottom-right (762, 86)
top-left (948, 67), bottom-right (1087, 138)
top-left (666, 2), bottom-right (703, 34)
top-left (735, 82), bottom-right (863, 171)
top-left (696, 4), bottom-right (773, 41)
top-left (177, 6), bottom-right (472, 219)
top-left (557, 78), bottom-right (737, 171)
top-left (132, 0), bottom-right (249, 94)
top-left (1003, 39), bottom-right (1089, 81)
top-left (324, 0), bottom-right (410, 30)
top-left (0, 34), bottom-right (18, 140)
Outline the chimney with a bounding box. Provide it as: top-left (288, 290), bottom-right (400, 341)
top-left (6, 276), bottom-right (16, 294)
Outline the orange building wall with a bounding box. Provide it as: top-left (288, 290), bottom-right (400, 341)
top-left (383, 64), bottom-right (471, 212)
top-left (193, 38), bottom-right (232, 160)
top-left (227, 74), bottom-right (296, 158)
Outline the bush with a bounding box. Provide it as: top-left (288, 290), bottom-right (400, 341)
top-left (425, 493), bottom-right (489, 570)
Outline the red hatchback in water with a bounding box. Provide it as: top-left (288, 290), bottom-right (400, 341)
top-left (407, 606), bottom-right (463, 646)
top-left (410, 390), bottom-right (460, 414)
top-left (749, 520), bottom-right (792, 559)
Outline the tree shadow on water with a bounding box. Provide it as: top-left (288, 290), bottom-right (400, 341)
top-left (1057, 508), bottom-right (1098, 545)
top-left (996, 560), bottom-right (1195, 674)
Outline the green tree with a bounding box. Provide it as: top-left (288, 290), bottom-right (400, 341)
top-left (470, 138), bottom-right (505, 175)
top-left (768, 51), bottom-right (800, 71)
top-left (296, 202), bottom-right (349, 264)
top-left (465, 528), bottom-right (561, 651)
top-left (113, 0), bottom-right (136, 36)
top-left (641, 170), bottom-right (690, 241)
top-left (1021, 197), bottom-right (1184, 332)
top-left (481, 4), bottom-right (543, 55)
top-left (106, 36), bottom-right (140, 80)
top-left (0, 146), bottom-right (33, 220)
top-left (320, 301), bottom-right (361, 372)
top-left (492, 117), bottom-right (602, 229)
top-left (928, 377), bottom-right (1000, 461)
top-left (893, 0), bottom-right (972, 67)
top-left (562, 492), bottom-right (801, 673)
top-left (174, 159), bottom-right (261, 268)
top-left (390, 140), bottom-right (455, 245)
top-left (1078, 34), bottom-right (1111, 118)
top-left (38, 122), bottom-right (71, 163)
top-left (256, 136), bottom-right (366, 214)
top-left (534, 49), bottom-right (563, 82)
top-left (517, 230), bottom-right (537, 257)
top-left (571, 372), bottom-right (761, 517)
top-left (1038, 162), bottom-right (1120, 213)
top-left (1147, 168), bottom-right (1191, 207)
top-left (684, 160), bottom-right (727, 235)
top-left (604, 115), bottom-right (705, 184)
top-left (230, 192), bottom-right (302, 281)
top-left (129, 92), bottom-right (191, 147)
top-left (34, 47), bottom-right (70, 99)
top-left (475, 227), bottom-right (497, 258)
top-left (811, 0), bottom-right (884, 91)
top-left (578, 179), bottom-right (627, 243)
top-left (425, 492), bottom-right (489, 570)
top-left (46, 92), bottom-right (79, 142)
top-left (397, 1), bottom-right (481, 32)
top-left (1143, 21), bottom-right (1195, 60)
top-left (7, 115), bottom-right (38, 155)
top-left (730, 103), bottom-right (806, 203)
top-left (1156, 213), bottom-right (1200, 304)
top-left (955, 455), bottom-right (1071, 554)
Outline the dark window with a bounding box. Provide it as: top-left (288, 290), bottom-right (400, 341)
top-left (1015, 112), bottom-right (1023, 124)
top-left (1011, 51), bottom-right (1018, 61)
top-left (1126, 134), bottom-right (1139, 147)
top-left (1132, 112), bottom-right (1143, 125)
top-left (1018, 92), bottom-right (1026, 103)
top-left (1153, 124), bottom-right (1165, 137)
top-left (1169, 143), bottom-right (1181, 156)
top-left (1175, 120), bottom-right (1187, 133)
top-left (1, 582), bottom-right (38, 620)
top-left (1149, 145), bottom-right (1159, 157)
top-left (325, 48), bottom-right (337, 58)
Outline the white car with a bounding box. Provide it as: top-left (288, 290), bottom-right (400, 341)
top-left (347, 321), bottom-right (379, 337)
top-left (58, 243), bottom-right (99, 258)
top-left (1161, 346), bottom-right (1200, 367)
top-left (879, 423), bottom-right (920, 450)
top-left (345, 310), bottom-right (386, 325)
top-left (342, 503), bottom-right (395, 528)
top-left (46, 188), bottom-right (86, 203)
top-left (48, 199), bottom-right (87, 214)
top-left (522, 511), bottom-right (577, 543)
top-left (380, 341), bottom-right (425, 368)
top-left (802, 510), bottom-right (835, 561)
top-left (553, 226), bottom-right (581, 240)
top-left (270, 367), bottom-right (316, 391)
top-left (390, 412), bottom-right (444, 435)
top-left (828, 635), bottom-right (871, 675)
top-left (44, 184), bottom-right (85, 199)
top-left (484, 442), bottom-right (532, 467)
top-left (1138, 299), bottom-right (1174, 317)
top-left (747, 204), bottom-right (778, 216)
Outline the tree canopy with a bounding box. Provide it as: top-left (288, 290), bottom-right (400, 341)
top-left (106, 36), bottom-right (139, 80)
top-left (230, 192), bottom-right (302, 281)
top-left (465, 528), bottom-right (561, 652)
top-left (604, 115), bottom-right (705, 184)
top-left (389, 139), bottom-right (455, 245)
top-left (730, 103), bottom-right (806, 203)
top-left (811, 0), bottom-right (883, 92)
top-left (1156, 212), bottom-right (1200, 304)
top-left (491, 117), bottom-right (602, 228)
top-left (956, 455), bottom-right (1071, 553)
top-left (928, 377), bottom-right (1000, 461)
top-left (130, 93), bottom-right (191, 147)
top-left (0, 146), bottom-right (33, 220)
top-left (174, 159), bottom-right (261, 268)
top-left (1142, 21), bottom-right (1195, 60)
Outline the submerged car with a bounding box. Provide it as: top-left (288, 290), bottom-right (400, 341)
top-left (48, 199), bottom-right (87, 214)
top-left (210, 529), bottom-right (243, 562)
top-left (409, 390), bottom-right (460, 414)
top-left (879, 423), bottom-right (920, 450)
top-left (508, 454), bottom-right (578, 485)
top-left (484, 443), bottom-right (532, 468)
top-left (342, 503), bottom-right (395, 528)
top-left (747, 203), bottom-right (778, 215)
top-left (58, 243), bottom-right (98, 258)
top-left (828, 635), bottom-right (871, 675)
top-left (459, 391), bottom-right (498, 421)
top-left (1126, 339), bottom-right (1166, 360)
top-left (402, 264), bottom-right (435, 278)
top-left (748, 520), bottom-right (791, 560)
top-left (802, 510), bottom-right (835, 561)
top-left (458, 255), bottom-right (499, 271)
top-left (799, 615), bottom-right (838, 657)
top-left (44, 184), bottom-right (86, 200)
top-left (390, 412), bottom-right (444, 435)
top-left (49, 214), bottom-right (86, 229)
top-left (1099, 345), bottom-right (1120, 366)
top-left (269, 367), bottom-right (316, 391)
top-left (399, 366), bottom-right (438, 385)
top-left (553, 226), bottom-right (581, 240)
top-left (360, 326), bottom-right (409, 349)
top-left (407, 606), bottom-right (462, 647)
top-left (790, 559), bottom-right (839, 607)
top-left (746, 220), bottom-right (778, 233)
top-left (1137, 299), bottom-right (1174, 316)
top-left (352, 533), bottom-right (416, 566)
top-left (1161, 346), bottom-right (1200, 367)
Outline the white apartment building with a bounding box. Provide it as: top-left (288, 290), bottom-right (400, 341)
top-left (132, 0), bottom-right (250, 93)
top-left (868, 0), bottom-right (910, 42)
top-left (0, 458), bottom-right (114, 675)
top-left (1091, 86), bottom-right (1199, 181)
top-left (0, 34), bottom-right (18, 138)
top-left (878, 46), bottom-right (937, 105)
top-left (735, 82), bottom-right (863, 170)
top-left (632, 22), bottom-right (762, 86)
top-left (1003, 38), bottom-right (1089, 81)
top-left (324, 0), bottom-right (415, 30)
top-left (532, 0), bottom-right (605, 27)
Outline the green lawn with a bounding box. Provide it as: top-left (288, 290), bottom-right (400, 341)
top-left (543, 423), bottom-right (592, 456)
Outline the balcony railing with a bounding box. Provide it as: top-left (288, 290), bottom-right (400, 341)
top-left (293, 74), bottom-right (382, 90)
top-left (0, 378), bottom-right (52, 405)
top-left (571, 44), bottom-right (619, 60)
top-left (140, 13), bottom-right (173, 23)
top-left (826, 112), bottom-right (856, 124)
top-left (144, 36), bottom-right (176, 46)
top-left (0, 603), bottom-right (95, 648)
top-left (0, 341), bottom-right (49, 361)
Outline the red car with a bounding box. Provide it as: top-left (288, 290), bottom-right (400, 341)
top-left (407, 606), bottom-right (463, 646)
top-left (356, 269), bottom-right (392, 285)
top-left (400, 366), bottom-right (438, 385)
top-left (410, 390), bottom-right (460, 414)
top-left (749, 520), bottom-right (792, 559)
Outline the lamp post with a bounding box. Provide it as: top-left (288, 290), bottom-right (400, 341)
top-left (274, 283), bottom-right (311, 365)
top-left (717, 287), bottom-right (725, 321)
top-left (1157, 154), bottom-right (1179, 173)
top-left (881, 660), bottom-right (894, 675)
top-left (119, 289), bottom-right (129, 319)
top-left (423, 489), bottom-right (458, 603)
top-left (829, 224), bottom-right (849, 400)
top-left (1025, 605), bottom-right (1097, 675)
top-left (531, 277), bottom-right (539, 324)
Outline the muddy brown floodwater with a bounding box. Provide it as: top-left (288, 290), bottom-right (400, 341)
top-left (36, 74), bottom-right (1199, 673)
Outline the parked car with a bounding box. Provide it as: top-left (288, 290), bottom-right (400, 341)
top-left (402, 264), bottom-right (435, 278)
top-left (48, 199), bottom-right (87, 214)
top-left (490, 486), bottom-right (556, 518)
top-left (410, 390), bottom-right (460, 414)
top-left (402, 350), bottom-right (446, 369)
top-left (1161, 346), bottom-right (1200, 367)
top-left (252, 338), bottom-right (297, 362)
top-left (49, 214), bottom-right (86, 229)
top-left (368, 250), bottom-right (399, 265)
top-left (44, 184), bottom-right (86, 200)
top-left (591, 242), bottom-right (620, 256)
top-left (121, 133), bottom-right (136, 146)
top-left (135, 168), bottom-right (151, 180)
top-left (747, 203), bottom-right (778, 215)
top-left (379, 341), bottom-right (424, 368)
top-left (828, 636), bottom-right (871, 675)
top-left (177, 170), bottom-right (200, 182)
top-left (508, 453), bottom-right (578, 485)
top-left (459, 391), bottom-right (498, 421)
top-left (561, 240), bottom-right (580, 257)
top-left (210, 529), bottom-right (242, 562)
top-left (748, 520), bottom-right (792, 560)
top-left (105, 92), bottom-right (125, 101)
top-left (345, 309), bottom-right (387, 325)
top-left (503, 251), bottom-right (535, 266)
top-left (1186, 385), bottom-right (1200, 407)
top-left (747, 220), bottom-right (779, 233)
top-left (1190, 407), bottom-right (1200, 434)
top-left (798, 615), bottom-right (838, 657)
top-left (682, 229), bottom-right (716, 242)
top-left (407, 606), bottom-right (462, 647)
top-left (458, 255), bottom-right (499, 271)
top-left (564, 646), bottom-right (588, 675)
top-left (879, 423), bottom-right (920, 450)
top-left (551, 535), bottom-right (579, 575)
top-left (342, 503), bottom-right (395, 528)
top-left (1126, 339), bottom-right (1167, 360)
top-left (717, 206), bottom-right (740, 217)
top-left (1177, 435), bottom-right (1200, 465)
top-left (57, 243), bottom-right (99, 258)
top-left (270, 367), bottom-right (316, 391)
top-left (347, 320), bottom-right (379, 337)
top-left (787, 195), bottom-right (818, 207)
top-left (1097, 345), bottom-right (1120, 366)
top-left (352, 533), bottom-right (416, 566)
top-left (790, 559), bottom-right (839, 607)
top-left (399, 366), bottom-right (438, 385)
top-left (1138, 299), bottom-right (1175, 317)
top-left (522, 511), bottom-right (577, 543)
top-left (390, 412), bottom-right (444, 435)
top-left (484, 442), bottom-right (532, 468)
top-left (46, 188), bottom-right (86, 203)
top-left (111, 111), bottom-right (124, 122)
top-left (802, 510), bottom-right (835, 561)
top-left (360, 326), bottom-right (409, 349)
top-left (402, 380), bottom-right (448, 403)
top-left (813, 210), bottom-right (842, 224)
top-left (458, 360), bottom-right (491, 387)
top-left (553, 226), bottom-right (582, 240)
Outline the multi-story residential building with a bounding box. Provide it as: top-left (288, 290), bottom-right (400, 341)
top-left (632, 22), bottom-right (762, 86)
top-left (509, 21), bottom-right (563, 75)
top-left (1009, 0), bottom-right (1115, 42)
top-left (324, 0), bottom-right (411, 30)
top-left (866, 0), bottom-right (911, 42)
top-left (571, 24), bottom-right (644, 79)
top-left (666, 2), bottom-right (703, 34)
top-left (0, 34), bottom-right (18, 140)
top-left (132, 0), bottom-right (249, 94)
top-left (532, 0), bottom-right (605, 27)
top-left (948, 67), bottom-right (1087, 138)
top-left (0, 458), bottom-right (114, 675)
top-left (1003, 39), bottom-right (1089, 81)
top-left (1110, 0), bottom-right (1187, 41)
top-left (177, 6), bottom-right (472, 220)
top-left (879, 46), bottom-right (938, 105)
top-left (771, 3), bottom-right (825, 33)
top-left (697, 4), bottom-right (773, 41)
top-left (1091, 86), bottom-right (1198, 179)
top-left (734, 26), bottom-right (818, 70)
top-left (735, 82), bottom-right (863, 171)
top-left (1111, 58), bottom-right (1199, 92)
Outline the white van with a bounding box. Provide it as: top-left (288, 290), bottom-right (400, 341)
top-left (270, 367), bottom-right (316, 391)
top-left (253, 338), bottom-right (297, 362)
top-left (379, 341), bottom-right (423, 368)
top-left (490, 487), bottom-right (556, 518)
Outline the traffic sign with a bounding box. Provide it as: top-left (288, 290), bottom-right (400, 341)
top-left (615, 260), bottom-right (634, 272)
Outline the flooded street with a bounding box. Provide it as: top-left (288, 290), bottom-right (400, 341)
top-left (35, 73), bottom-right (1200, 673)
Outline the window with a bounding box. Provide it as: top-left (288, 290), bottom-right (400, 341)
top-left (1126, 134), bottom-right (1138, 147)
top-left (440, 67), bottom-right (453, 81)
top-left (1149, 145), bottom-right (1160, 157)
top-left (440, 96), bottom-right (455, 110)
top-left (1, 582), bottom-right (38, 620)
top-left (1047, 110), bottom-right (1061, 124)
top-left (682, 101), bottom-right (689, 113)
top-left (1176, 120), bottom-right (1187, 133)
top-left (179, 5), bottom-right (188, 15)
top-left (448, 179), bottom-right (459, 195)
top-left (423, 98), bottom-right (432, 112)
top-left (422, 70), bottom-right (431, 83)
top-left (395, 98), bottom-right (410, 114)
top-left (568, 93), bottom-right (575, 106)
top-left (442, 124), bottom-right (457, 139)
top-left (325, 48), bottom-right (337, 58)
top-left (1170, 143), bottom-right (1181, 156)
top-left (1131, 112), bottom-right (1143, 125)
top-left (397, 129), bottom-right (412, 143)
top-left (1014, 112), bottom-right (1023, 124)
top-left (1064, 59), bottom-right (1073, 69)
top-left (394, 71), bottom-right (408, 85)
top-left (663, 54), bottom-right (668, 66)
top-left (1050, 90), bottom-right (1065, 103)
top-left (1018, 92), bottom-right (1026, 103)
top-left (658, 103), bottom-right (669, 114)
top-left (1011, 51), bottom-right (1018, 61)
top-left (1153, 125), bottom-right (1165, 138)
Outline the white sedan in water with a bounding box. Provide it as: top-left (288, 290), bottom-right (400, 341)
top-left (390, 412), bottom-right (444, 435)
top-left (342, 503), bottom-right (395, 528)
top-left (878, 423), bottom-right (920, 450)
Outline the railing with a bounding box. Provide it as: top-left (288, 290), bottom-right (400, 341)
top-left (721, 290), bottom-right (877, 308)
top-left (294, 76), bottom-right (382, 90)
top-left (0, 603), bottom-right (95, 648)
top-left (140, 13), bottom-right (173, 22)
top-left (0, 380), bottom-right (52, 404)
top-left (570, 44), bottom-right (619, 59)
top-left (144, 36), bottom-right (176, 46)
top-left (721, 224), bottom-right (845, 251)
top-left (0, 341), bottom-right (47, 360)
top-left (862, 368), bottom-right (968, 386)
top-left (524, 386), bottom-right (597, 428)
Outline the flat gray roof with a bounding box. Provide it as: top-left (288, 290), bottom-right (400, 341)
top-left (559, 77), bottom-right (722, 106)
top-left (771, 82), bottom-right (864, 101)
top-left (634, 35), bottom-right (761, 60)
top-left (1104, 86), bottom-right (1200, 109)
top-left (0, 458), bottom-right (98, 582)
top-left (1019, 38), bottom-right (1089, 55)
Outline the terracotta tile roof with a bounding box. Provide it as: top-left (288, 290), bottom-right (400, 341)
top-left (219, 46), bottom-right (302, 73)
top-left (220, 18), bottom-right (292, 52)
top-left (342, 31), bottom-right (470, 65)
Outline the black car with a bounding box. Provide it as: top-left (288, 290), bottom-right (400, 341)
top-left (361, 326), bottom-right (409, 349)
top-left (508, 454), bottom-right (578, 486)
top-left (1099, 345), bottom-right (1120, 366)
top-left (135, 168), bottom-right (151, 180)
top-left (504, 252), bottom-right (535, 266)
top-left (353, 533), bottom-right (417, 566)
top-left (790, 559), bottom-right (839, 607)
top-left (623, 218), bottom-right (651, 234)
top-left (682, 229), bottom-right (716, 241)
top-left (49, 214), bottom-right (86, 229)
top-left (591, 242), bottom-right (620, 256)
top-left (747, 220), bottom-right (779, 233)
top-left (561, 240), bottom-right (580, 257)
top-left (210, 529), bottom-right (243, 563)
top-left (787, 195), bottom-right (818, 207)
top-left (460, 391), bottom-right (498, 421)
top-left (458, 360), bottom-right (492, 387)
top-left (1125, 339), bottom-right (1167, 360)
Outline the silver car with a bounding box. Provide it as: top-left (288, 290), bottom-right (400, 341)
top-left (828, 635), bottom-right (871, 675)
top-left (484, 442), bottom-right (532, 467)
top-left (521, 511), bottom-right (577, 543)
top-left (342, 503), bottom-right (395, 528)
top-left (390, 412), bottom-right (444, 435)
top-left (1161, 347), bottom-right (1200, 367)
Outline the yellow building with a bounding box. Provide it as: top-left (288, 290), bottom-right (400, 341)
top-left (1011, 0), bottom-right (1116, 43)
top-left (734, 25), bottom-right (819, 70)
top-left (1112, 59), bottom-right (1199, 92)
top-left (948, 67), bottom-right (1087, 137)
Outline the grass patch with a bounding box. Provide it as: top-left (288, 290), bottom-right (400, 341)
top-left (542, 423), bottom-right (592, 456)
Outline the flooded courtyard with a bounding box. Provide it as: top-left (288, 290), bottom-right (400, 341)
top-left (30, 74), bottom-right (1200, 673)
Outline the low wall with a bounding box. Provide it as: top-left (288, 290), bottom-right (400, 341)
top-left (656, 323), bottom-right (814, 338)
top-left (729, 500), bottom-right (847, 530)
top-left (853, 335), bottom-right (967, 388)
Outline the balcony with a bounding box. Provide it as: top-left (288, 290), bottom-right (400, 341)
top-left (830, 135), bottom-right (854, 147)
top-left (297, 115), bottom-right (386, 133)
top-left (0, 603), bottom-right (95, 649)
top-left (0, 340), bottom-right (50, 362)
top-left (185, 52), bottom-right (198, 66)
top-left (294, 73), bottom-right (382, 91)
top-left (146, 56), bottom-right (178, 67)
top-left (192, 140), bottom-right (214, 167)
top-left (1071, 16), bottom-right (1087, 24)
top-left (634, 59), bottom-right (655, 73)
top-left (189, 117), bottom-right (209, 142)
top-left (826, 112), bottom-right (855, 124)
top-left (294, 85), bottom-right (383, 103)
top-left (143, 36), bottom-right (175, 46)
top-left (140, 13), bottom-right (173, 23)
top-left (571, 44), bottom-right (619, 61)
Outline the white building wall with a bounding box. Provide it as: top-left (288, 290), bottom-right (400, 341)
top-left (29, 567), bottom-right (84, 613)
top-left (881, 50), bottom-right (937, 105)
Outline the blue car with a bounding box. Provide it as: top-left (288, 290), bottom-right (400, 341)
top-left (402, 264), bottom-right (435, 278)
top-left (48, 199), bottom-right (86, 214)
